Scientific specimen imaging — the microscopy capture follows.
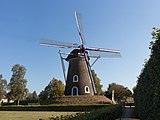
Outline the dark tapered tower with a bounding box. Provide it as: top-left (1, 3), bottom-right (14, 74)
top-left (65, 56), bottom-right (94, 96)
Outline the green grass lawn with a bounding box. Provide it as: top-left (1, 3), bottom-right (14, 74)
top-left (0, 111), bottom-right (77, 120)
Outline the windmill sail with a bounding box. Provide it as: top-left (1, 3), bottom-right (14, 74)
top-left (87, 47), bottom-right (121, 58)
top-left (75, 12), bottom-right (98, 94)
top-left (59, 51), bottom-right (67, 82)
top-left (40, 38), bottom-right (78, 48)
top-left (84, 52), bottom-right (97, 94)
top-left (75, 12), bottom-right (85, 45)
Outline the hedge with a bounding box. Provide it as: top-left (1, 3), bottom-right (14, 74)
top-left (0, 104), bottom-right (109, 111)
top-left (134, 27), bottom-right (160, 120)
top-left (49, 104), bottom-right (122, 120)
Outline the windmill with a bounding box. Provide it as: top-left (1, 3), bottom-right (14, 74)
top-left (40, 12), bottom-right (121, 96)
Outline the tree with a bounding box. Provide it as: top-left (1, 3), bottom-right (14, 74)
top-left (7, 64), bottom-right (28, 105)
top-left (32, 91), bottom-right (39, 101)
top-left (0, 74), bottom-right (7, 100)
top-left (38, 90), bottom-right (48, 102)
top-left (39, 78), bottom-right (65, 102)
top-left (26, 91), bottom-right (39, 102)
top-left (91, 70), bottom-right (103, 95)
top-left (105, 83), bottom-right (132, 102)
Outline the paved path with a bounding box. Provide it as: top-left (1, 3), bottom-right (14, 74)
top-left (116, 106), bottom-right (139, 120)
top-left (121, 106), bottom-right (134, 118)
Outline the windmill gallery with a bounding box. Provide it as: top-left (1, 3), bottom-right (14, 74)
top-left (40, 12), bottom-right (121, 104)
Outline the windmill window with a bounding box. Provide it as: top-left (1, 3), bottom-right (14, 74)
top-left (73, 75), bottom-right (78, 82)
top-left (85, 86), bottom-right (90, 93)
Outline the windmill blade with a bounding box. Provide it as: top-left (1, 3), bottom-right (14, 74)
top-left (89, 50), bottom-right (121, 58)
top-left (75, 12), bottom-right (85, 45)
top-left (84, 52), bottom-right (97, 94)
top-left (86, 47), bottom-right (121, 58)
top-left (59, 51), bottom-right (67, 83)
top-left (40, 38), bottom-right (78, 48)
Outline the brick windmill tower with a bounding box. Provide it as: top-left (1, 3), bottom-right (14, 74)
top-left (40, 12), bottom-right (121, 97)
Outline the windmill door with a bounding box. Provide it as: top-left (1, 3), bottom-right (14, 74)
top-left (72, 86), bottom-right (78, 96)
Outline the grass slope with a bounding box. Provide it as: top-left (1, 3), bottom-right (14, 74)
top-left (0, 111), bottom-right (76, 120)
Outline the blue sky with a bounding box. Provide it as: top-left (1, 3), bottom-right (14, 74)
top-left (0, 0), bottom-right (160, 93)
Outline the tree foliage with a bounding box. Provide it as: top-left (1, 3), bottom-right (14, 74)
top-left (26, 91), bottom-right (39, 102)
top-left (105, 83), bottom-right (132, 102)
top-left (91, 70), bottom-right (103, 95)
top-left (7, 64), bottom-right (28, 102)
top-left (0, 74), bottom-right (7, 100)
top-left (39, 78), bottom-right (65, 102)
top-left (134, 27), bottom-right (160, 120)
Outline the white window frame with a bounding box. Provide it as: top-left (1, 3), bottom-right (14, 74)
top-left (85, 86), bottom-right (90, 93)
top-left (73, 75), bottom-right (78, 82)
top-left (71, 86), bottom-right (78, 96)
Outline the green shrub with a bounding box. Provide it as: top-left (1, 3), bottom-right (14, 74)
top-left (49, 104), bottom-right (122, 120)
top-left (0, 104), bottom-right (109, 111)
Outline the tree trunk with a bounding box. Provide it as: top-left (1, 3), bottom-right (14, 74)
top-left (15, 99), bottom-right (19, 105)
